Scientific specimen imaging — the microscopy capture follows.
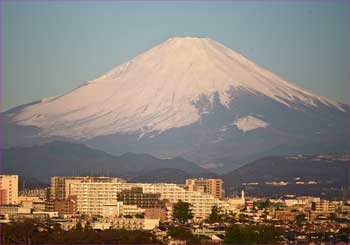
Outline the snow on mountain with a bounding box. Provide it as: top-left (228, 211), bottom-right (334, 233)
top-left (10, 37), bottom-right (345, 139)
top-left (234, 115), bottom-right (269, 132)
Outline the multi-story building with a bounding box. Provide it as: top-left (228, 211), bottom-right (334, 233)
top-left (185, 178), bottom-right (223, 199)
top-left (50, 176), bottom-right (126, 201)
top-left (111, 218), bottom-right (159, 230)
top-left (117, 187), bottom-right (167, 208)
top-left (139, 183), bottom-right (222, 219)
top-left (19, 188), bottom-right (48, 201)
top-left (0, 175), bottom-right (19, 204)
top-left (311, 200), bottom-right (336, 212)
top-left (54, 195), bottom-right (77, 216)
top-left (70, 181), bottom-right (222, 219)
top-left (18, 195), bottom-right (46, 211)
top-left (144, 207), bottom-right (167, 221)
top-left (69, 182), bottom-right (132, 215)
top-left (0, 189), bottom-right (7, 204)
top-left (274, 210), bottom-right (299, 222)
top-left (0, 204), bottom-right (31, 215)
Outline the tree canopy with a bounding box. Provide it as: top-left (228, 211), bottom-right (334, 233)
top-left (1, 219), bottom-right (161, 244)
top-left (208, 205), bottom-right (222, 223)
top-left (167, 226), bottom-right (200, 244)
top-left (224, 224), bottom-right (282, 244)
top-left (172, 200), bottom-right (193, 224)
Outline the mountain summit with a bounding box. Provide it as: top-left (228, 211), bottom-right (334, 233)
top-left (4, 37), bottom-right (349, 172)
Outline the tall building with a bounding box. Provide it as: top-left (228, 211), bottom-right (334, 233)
top-left (185, 178), bottom-right (224, 199)
top-left (69, 182), bottom-right (132, 215)
top-left (70, 181), bottom-right (222, 219)
top-left (50, 176), bottom-right (125, 201)
top-left (0, 175), bottom-right (19, 204)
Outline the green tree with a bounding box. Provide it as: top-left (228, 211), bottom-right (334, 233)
top-left (238, 213), bottom-right (247, 222)
top-left (224, 224), bottom-right (282, 244)
top-left (295, 213), bottom-right (306, 226)
top-left (0, 220), bottom-right (162, 244)
top-left (273, 202), bottom-right (284, 210)
top-left (330, 212), bottom-right (337, 220)
top-left (74, 221), bottom-right (83, 232)
top-left (173, 200), bottom-right (193, 224)
top-left (256, 225), bottom-right (283, 244)
top-left (208, 205), bottom-right (222, 223)
top-left (167, 226), bottom-right (201, 244)
top-left (224, 225), bottom-right (256, 244)
top-left (84, 221), bottom-right (93, 231)
top-left (1, 219), bottom-right (33, 244)
top-left (256, 199), bottom-right (272, 210)
top-left (49, 223), bottom-right (64, 243)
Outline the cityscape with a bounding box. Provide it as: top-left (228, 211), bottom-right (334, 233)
top-left (0, 174), bottom-right (349, 244)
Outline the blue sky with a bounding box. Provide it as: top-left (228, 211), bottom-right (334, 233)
top-left (2, 1), bottom-right (350, 111)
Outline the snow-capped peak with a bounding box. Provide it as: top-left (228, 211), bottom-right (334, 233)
top-left (11, 37), bottom-right (345, 139)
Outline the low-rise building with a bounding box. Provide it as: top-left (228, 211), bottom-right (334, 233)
top-left (111, 218), bottom-right (159, 230)
top-left (144, 208), bottom-right (167, 221)
top-left (0, 204), bottom-right (31, 215)
top-left (54, 195), bottom-right (77, 215)
top-left (18, 196), bottom-right (46, 211)
top-left (312, 200), bottom-right (336, 212)
top-left (19, 188), bottom-right (48, 201)
top-left (274, 210), bottom-right (299, 222)
top-left (101, 201), bottom-right (144, 218)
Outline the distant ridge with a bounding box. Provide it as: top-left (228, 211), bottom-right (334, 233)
top-left (3, 141), bottom-right (349, 198)
top-left (2, 141), bottom-right (208, 181)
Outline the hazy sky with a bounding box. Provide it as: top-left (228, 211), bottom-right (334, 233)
top-left (2, 1), bottom-right (350, 111)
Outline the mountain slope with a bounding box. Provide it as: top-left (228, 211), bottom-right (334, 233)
top-left (6, 37), bottom-right (345, 139)
top-left (223, 154), bottom-right (350, 198)
top-left (3, 37), bottom-right (349, 172)
top-left (2, 141), bottom-right (208, 181)
top-left (223, 154), bottom-right (350, 185)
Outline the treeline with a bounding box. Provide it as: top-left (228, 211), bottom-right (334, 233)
top-left (224, 224), bottom-right (283, 244)
top-left (0, 219), bottom-right (161, 244)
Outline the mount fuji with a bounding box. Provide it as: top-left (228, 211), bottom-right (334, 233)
top-left (3, 37), bottom-right (350, 172)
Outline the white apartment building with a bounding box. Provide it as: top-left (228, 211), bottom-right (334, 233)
top-left (70, 182), bottom-right (133, 215)
top-left (0, 175), bottom-right (19, 204)
top-left (50, 176), bottom-right (125, 201)
top-left (70, 181), bottom-right (224, 219)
